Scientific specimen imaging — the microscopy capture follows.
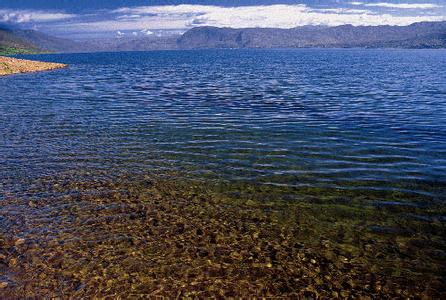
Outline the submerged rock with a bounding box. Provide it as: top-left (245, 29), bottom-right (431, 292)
top-left (14, 238), bottom-right (25, 247)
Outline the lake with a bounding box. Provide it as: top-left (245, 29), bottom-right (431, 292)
top-left (1, 49), bottom-right (445, 297)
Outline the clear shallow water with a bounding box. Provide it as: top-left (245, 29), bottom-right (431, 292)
top-left (1, 49), bottom-right (446, 199)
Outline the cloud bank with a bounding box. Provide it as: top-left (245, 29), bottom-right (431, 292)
top-left (1, 3), bottom-right (445, 38)
top-left (350, 2), bottom-right (442, 9)
top-left (70, 4), bottom-right (446, 35)
top-left (0, 9), bottom-right (75, 23)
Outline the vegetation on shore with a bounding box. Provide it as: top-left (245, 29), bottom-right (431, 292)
top-left (0, 47), bottom-right (41, 56)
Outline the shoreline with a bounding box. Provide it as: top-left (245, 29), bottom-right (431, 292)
top-left (0, 56), bottom-right (67, 76)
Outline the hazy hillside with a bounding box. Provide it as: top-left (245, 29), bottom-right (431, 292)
top-left (0, 24), bottom-right (178, 53)
top-left (2, 21), bottom-right (446, 54)
top-left (0, 25), bottom-right (40, 54)
top-left (11, 29), bottom-right (179, 52)
top-left (11, 29), bottom-right (83, 53)
top-left (178, 21), bottom-right (446, 49)
top-left (74, 36), bottom-right (179, 52)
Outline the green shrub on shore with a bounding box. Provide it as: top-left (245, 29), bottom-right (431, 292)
top-left (0, 47), bottom-right (42, 56)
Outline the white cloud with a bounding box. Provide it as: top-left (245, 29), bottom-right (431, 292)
top-left (5, 4), bottom-right (445, 38)
top-left (317, 8), bottom-right (372, 14)
top-left (350, 2), bottom-right (442, 9)
top-left (140, 29), bottom-right (154, 35)
top-left (0, 9), bottom-right (76, 23)
top-left (66, 17), bottom-right (189, 32)
top-left (116, 14), bottom-right (142, 20)
top-left (68, 4), bottom-right (445, 33)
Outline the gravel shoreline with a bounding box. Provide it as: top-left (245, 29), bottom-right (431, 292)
top-left (0, 56), bottom-right (67, 76)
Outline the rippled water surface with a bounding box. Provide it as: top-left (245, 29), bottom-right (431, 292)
top-left (2, 49), bottom-right (446, 199)
top-left (1, 49), bottom-right (446, 297)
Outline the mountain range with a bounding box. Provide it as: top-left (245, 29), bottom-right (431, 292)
top-left (0, 25), bottom-right (40, 54)
top-left (0, 24), bottom-right (180, 54)
top-left (1, 21), bottom-right (446, 54)
top-left (178, 22), bottom-right (446, 49)
top-left (1, 24), bottom-right (85, 54)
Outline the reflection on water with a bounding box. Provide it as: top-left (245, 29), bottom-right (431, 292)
top-left (0, 49), bottom-right (445, 296)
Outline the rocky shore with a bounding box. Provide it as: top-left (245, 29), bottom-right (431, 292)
top-left (0, 56), bottom-right (67, 76)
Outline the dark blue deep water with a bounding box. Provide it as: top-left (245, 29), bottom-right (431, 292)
top-left (1, 49), bottom-right (446, 199)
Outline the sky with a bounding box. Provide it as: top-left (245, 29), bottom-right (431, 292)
top-left (1, 0), bottom-right (445, 39)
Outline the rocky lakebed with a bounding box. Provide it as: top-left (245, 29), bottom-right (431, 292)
top-left (0, 173), bottom-right (444, 298)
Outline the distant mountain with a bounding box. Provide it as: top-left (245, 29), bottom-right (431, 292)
top-left (0, 25), bottom-right (40, 54)
top-left (11, 29), bottom-right (83, 53)
top-left (177, 21), bottom-right (446, 49)
top-left (2, 21), bottom-right (446, 55)
top-left (75, 36), bottom-right (179, 52)
top-left (0, 24), bottom-right (82, 54)
top-left (0, 24), bottom-right (179, 54)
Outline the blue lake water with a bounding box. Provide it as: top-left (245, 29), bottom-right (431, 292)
top-left (1, 49), bottom-right (445, 200)
top-left (1, 49), bottom-right (446, 297)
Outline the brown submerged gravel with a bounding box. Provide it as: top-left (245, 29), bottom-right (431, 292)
top-left (0, 56), bottom-right (67, 76)
top-left (0, 174), bottom-right (445, 298)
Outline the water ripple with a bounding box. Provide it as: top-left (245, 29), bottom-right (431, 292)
top-left (1, 49), bottom-right (445, 200)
